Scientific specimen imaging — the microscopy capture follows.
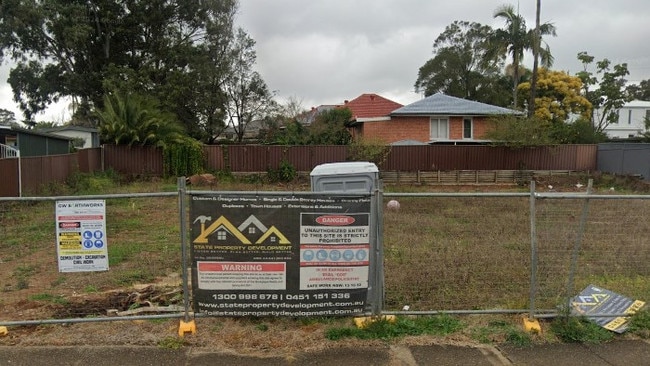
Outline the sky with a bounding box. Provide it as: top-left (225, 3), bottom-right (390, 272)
top-left (1, 0), bottom-right (649, 122)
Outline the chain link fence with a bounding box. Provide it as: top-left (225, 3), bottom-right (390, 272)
top-left (0, 193), bottom-right (184, 324)
top-left (382, 188), bottom-right (650, 315)
top-left (1, 184), bottom-right (648, 326)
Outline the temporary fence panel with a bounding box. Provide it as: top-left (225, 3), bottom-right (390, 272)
top-left (381, 192), bottom-right (532, 312)
top-left (0, 192), bottom-right (182, 325)
top-left (532, 192), bottom-right (650, 311)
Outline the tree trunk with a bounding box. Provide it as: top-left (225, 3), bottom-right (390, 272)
top-left (528, 0), bottom-right (541, 118)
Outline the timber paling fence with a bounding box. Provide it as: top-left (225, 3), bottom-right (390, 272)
top-left (0, 182), bottom-right (648, 330)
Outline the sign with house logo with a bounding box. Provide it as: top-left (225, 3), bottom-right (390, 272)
top-left (190, 193), bottom-right (371, 317)
top-left (55, 200), bottom-right (108, 272)
top-left (571, 284), bottom-right (646, 333)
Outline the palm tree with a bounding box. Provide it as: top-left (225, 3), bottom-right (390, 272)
top-left (492, 4), bottom-right (556, 108)
top-left (96, 91), bottom-right (186, 148)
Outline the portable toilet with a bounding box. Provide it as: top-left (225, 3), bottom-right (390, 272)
top-left (310, 161), bottom-right (380, 192)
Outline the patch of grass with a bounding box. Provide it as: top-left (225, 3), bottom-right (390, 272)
top-left (83, 285), bottom-right (99, 293)
top-left (255, 323), bottom-right (269, 331)
top-left (108, 242), bottom-right (144, 266)
top-left (66, 170), bottom-right (121, 195)
top-left (325, 315), bottom-right (464, 341)
top-left (29, 293), bottom-right (69, 305)
top-left (13, 265), bottom-right (38, 289)
top-left (504, 328), bottom-right (533, 347)
top-left (112, 269), bottom-right (154, 286)
top-left (51, 276), bottom-right (66, 287)
top-left (549, 316), bottom-right (614, 343)
top-left (627, 309), bottom-right (650, 338)
top-left (465, 317), bottom-right (534, 347)
top-left (157, 336), bottom-right (185, 349)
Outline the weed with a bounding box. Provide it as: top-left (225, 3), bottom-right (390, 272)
top-left (157, 336), bottom-right (185, 349)
top-left (29, 293), bottom-right (69, 305)
top-left (505, 329), bottom-right (533, 347)
top-left (325, 315), bottom-right (464, 341)
top-left (83, 285), bottom-right (99, 293)
top-left (113, 269), bottom-right (154, 286)
top-left (15, 278), bottom-right (29, 290)
top-left (267, 159), bottom-right (297, 183)
top-left (66, 171), bottom-right (119, 195)
top-left (627, 309), bottom-right (650, 338)
top-left (14, 265), bottom-right (37, 289)
top-left (549, 316), bottom-right (614, 343)
top-left (468, 318), bottom-right (532, 347)
top-left (256, 323), bottom-right (269, 331)
top-left (51, 276), bottom-right (66, 287)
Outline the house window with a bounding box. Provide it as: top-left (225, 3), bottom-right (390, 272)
top-left (430, 118), bottom-right (449, 139)
top-left (463, 118), bottom-right (473, 139)
top-left (628, 110), bottom-right (632, 125)
top-left (217, 231), bottom-right (227, 241)
top-left (248, 227), bottom-right (256, 234)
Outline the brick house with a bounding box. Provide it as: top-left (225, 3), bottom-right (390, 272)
top-left (350, 93), bottom-right (520, 145)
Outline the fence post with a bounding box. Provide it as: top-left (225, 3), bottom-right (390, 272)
top-left (528, 181), bottom-right (538, 320)
top-left (565, 179), bottom-right (593, 311)
top-left (177, 177), bottom-right (196, 336)
top-left (370, 187), bottom-right (385, 316)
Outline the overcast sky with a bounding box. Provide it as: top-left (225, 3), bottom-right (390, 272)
top-left (1, 0), bottom-right (649, 122)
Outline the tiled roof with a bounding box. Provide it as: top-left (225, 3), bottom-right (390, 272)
top-left (344, 94), bottom-right (403, 119)
top-left (296, 105), bottom-right (338, 125)
top-left (391, 93), bottom-right (520, 116)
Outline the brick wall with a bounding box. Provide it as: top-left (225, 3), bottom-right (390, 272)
top-left (363, 117), bottom-right (430, 143)
top-left (362, 116), bottom-right (493, 143)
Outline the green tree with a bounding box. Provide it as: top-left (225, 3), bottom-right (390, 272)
top-left (491, 4), bottom-right (556, 108)
top-left (223, 29), bottom-right (277, 142)
top-left (549, 117), bottom-right (607, 144)
top-left (0, 0), bottom-right (239, 132)
top-left (415, 21), bottom-right (511, 106)
top-left (348, 137), bottom-right (391, 166)
top-left (485, 115), bottom-right (554, 147)
top-left (258, 97), bottom-right (309, 145)
top-left (308, 108), bottom-right (352, 145)
top-left (33, 121), bottom-right (59, 129)
top-left (0, 108), bottom-right (17, 126)
top-left (260, 117), bottom-right (309, 145)
top-left (576, 52), bottom-right (632, 134)
top-left (626, 79), bottom-right (650, 101)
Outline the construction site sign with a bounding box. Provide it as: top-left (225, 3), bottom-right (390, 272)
top-left (189, 193), bottom-right (372, 317)
top-left (55, 200), bottom-right (108, 272)
top-left (571, 284), bottom-right (646, 333)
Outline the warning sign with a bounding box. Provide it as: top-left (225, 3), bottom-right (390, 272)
top-left (55, 200), bottom-right (109, 272)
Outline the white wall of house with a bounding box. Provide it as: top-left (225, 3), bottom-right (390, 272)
top-left (603, 100), bottom-right (650, 139)
top-left (51, 130), bottom-right (94, 148)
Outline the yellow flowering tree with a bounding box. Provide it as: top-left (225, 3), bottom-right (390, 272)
top-left (518, 68), bottom-right (592, 123)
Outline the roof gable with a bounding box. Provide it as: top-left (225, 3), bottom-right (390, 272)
top-left (391, 93), bottom-right (519, 116)
top-left (344, 93), bottom-right (403, 119)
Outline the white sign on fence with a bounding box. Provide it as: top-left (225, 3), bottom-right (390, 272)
top-left (55, 200), bottom-right (109, 272)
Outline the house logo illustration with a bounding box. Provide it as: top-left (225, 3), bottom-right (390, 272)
top-left (193, 214), bottom-right (290, 245)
